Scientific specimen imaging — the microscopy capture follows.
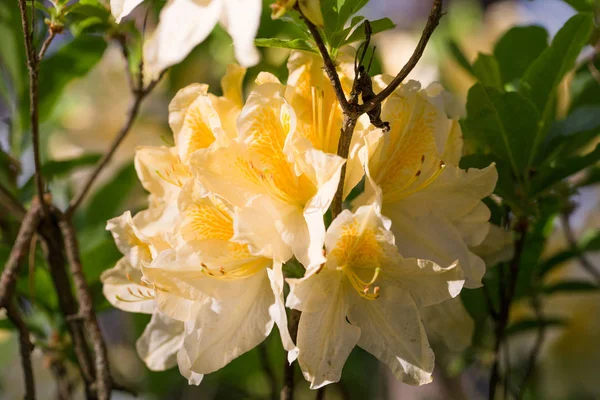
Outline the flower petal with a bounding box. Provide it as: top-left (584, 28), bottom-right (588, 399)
top-left (110, 0), bottom-right (145, 23)
top-left (220, 0), bottom-right (261, 67)
top-left (295, 270), bottom-right (360, 389)
top-left (136, 312), bottom-right (185, 370)
top-left (144, 0), bottom-right (223, 77)
top-left (347, 289), bottom-right (434, 385)
top-left (100, 258), bottom-right (156, 314)
top-left (420, 297), bottom-right (474, 352)
top-left (267, 263), bottom-right (298, 362)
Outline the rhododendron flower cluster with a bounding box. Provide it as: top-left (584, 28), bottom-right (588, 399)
top-left (101, 50), bottom-right (497, 387)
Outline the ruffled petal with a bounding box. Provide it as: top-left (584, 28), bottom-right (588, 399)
top-left (220, 0), bottom-right (261, 67)
top-left (136, 312), bottom-right (185, 370)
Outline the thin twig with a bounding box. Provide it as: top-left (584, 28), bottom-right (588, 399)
top-left (560, 213), bottom-right (600, 284)
top-left (65, 70), bottom-right (166, 217)
top-left (489, 218), bottom-right (529, 400)
top-left (16, 0), bottom-right (49, 217)
top-left (38, 29), bottom-right (57, 60)
top-left (6, 302), bottom-right (36, 400)
top-left (296, 8), bottom-right (350, 114)
top-left (58, 216), bottom-right (111, 400)
top-left (330, 116), bottom-right (359, 218)
top-left (358, 0), bottom-right (443, 115)
top-left (0, 203), bottom-right (41, 307)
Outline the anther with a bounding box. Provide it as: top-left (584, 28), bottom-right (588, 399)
top-left (415, 170), bottom-right (421, 177)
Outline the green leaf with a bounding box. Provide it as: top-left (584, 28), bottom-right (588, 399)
top-left (562, 0), bottom-right (595, 11)
top-left (446, 40), bottom-right (475, 77)
top-left (542, 280), bottom-right (600, 294)
top-left (505, 317), bottom-right (566, 337)
top-left (23, 35), bottom-right (107, 127)
top-left (493, 25), bottom-right (548, 85)
top-left (472, 53), bottom-right (503, 90)
top-left (343, 18), bottom-right (396, 45)
top-left (82, 163), bottom-right (139, 228)
top-left (519, 13), bottom-right (594, 164)
top-left (538, 249), bottom-right (577, 277)
top-left (531, 143), bottom-right (600, 192)
top-left (462, 84), bottom-right (540, 176)
top-left (254, 38), bottom-right (317, 54)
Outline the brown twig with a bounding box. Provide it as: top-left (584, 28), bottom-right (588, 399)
top-left (38, 29), bottom-right (57, 60)
top-left (330, 116), bottom-right (359, 218)
top-left (0, 203), bottom-right (41, 307)
top-left (65, 70), bottom-right (166, 217)
top-left (58, 216), bottom-right (111, 400)
top-left (560, 213), bottom-right (600, 284)
top-left (281, 309), bottom-right (301, 400)
top-left (358, 0), bottom-right (443, 114)
top-left (489, 218), bottom-right (529, 400)
top-left (6, 302), bottom-right (36, 400)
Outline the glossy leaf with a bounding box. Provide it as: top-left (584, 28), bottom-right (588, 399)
top-left (493, 25), bottom-right (548, 85)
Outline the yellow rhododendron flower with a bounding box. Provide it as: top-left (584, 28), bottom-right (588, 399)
top-left (192, 78), bottom-right (345, 271)
top-left (287, 204), bottom-right (464, 388)
top-left (102, 66), bottom-right (295, 381)
top-left (355, 78), bottom-right (498, 288)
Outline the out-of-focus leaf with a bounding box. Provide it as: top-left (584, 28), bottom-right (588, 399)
top-left (254, 38), bottom-right (317, 53)
top-left (505, 317), bottom-right (566, 337)
top-left (493, 25), bottom-right (548, 85)
top-left (542, 280), bottom-right (600, 294)
top-left (562, 0), bottom-right (595, 11)
top-left (538, 249), bottom-right (577, 277)
top-left (22, 34), bottom-right (107, 128)
top-left (472, 53), bottom-right (503, 90)
top-left (578, 166), bottom-right (600, 187)
top-left (343, 18), bottom-right (396, 45)
top-left (519, 13), bottom-right (594, 164)
top-left (462, 84), bottom-right (540, 176)
top-left (83, 162), bottom-right (139, 229)
top-left (570, 59), bottom-right (600, 111)
top-left (446, 40), bottom-right (475, 76)
top-left (531, 143), bottom-right (600, 192)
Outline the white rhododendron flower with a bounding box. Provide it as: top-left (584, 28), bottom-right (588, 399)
top-left (287, 205), bottom-right (464, 388)
top-left (355, 78), bottom-right (498, 288)
top-left (192, 78), bottom-right (345, 271)
top-left (110, 0), bottom-right (261, 76)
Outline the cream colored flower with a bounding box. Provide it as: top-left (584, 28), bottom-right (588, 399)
top-left (192, 78), bottom-right (345, 271)
top-left (111, 0), bottom-right (263, 77)
top-left (355, 78), bottom-right (497, 288)
top-left (287, 204), bottom-right (465, 388)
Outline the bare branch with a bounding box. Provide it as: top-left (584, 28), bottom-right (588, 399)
top-left (0, 203), bottom-right (40, 307)
top-left (330, 116), bottom-right (359, 218)
top-left (65, 70), bottom-right (167, 217)
top-left (58, 216), bottom-right (111, 400)
top-left (17, 0), bottom-right (49, 217)
top-left (560, 213), bottom-right (600, 285)
top-left (296, 7), bottom-right (351, 114)
top-left (6, 302), bottom-right (36, 400)
top-left (359, 0), bottom-right (443, 114)
top-left (38, 28), bottom-right (58, 60)
top-left (281, 309), bottom-right (301, 400)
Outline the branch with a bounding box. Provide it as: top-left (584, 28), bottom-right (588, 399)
top-left (0, 203), bottom-right (40, 307)
top-left (560, 213), bottom-right (600, 285)
top-left (37, 217), bottom-right (97, 396)
top-left (489, 218), bottom-right (529, 400)
top-left (65, 70), bottom-right (166, 217)
top-left (296, 8), bottom-right (350, 114)
top-left (38, 27), bottom-right (58, 60)
top-left (517, 293), bottom-right (546, 400)
top-left (58, 216), bottom-right (112, 400)
top-left (17, 0), bottom-right (54, 217)
top-left (6, 302), bottom-right (36, 400)
top-left (330, 116), bottom-right (359, 218)
top-left (358, 0), bottom-right (443, 114)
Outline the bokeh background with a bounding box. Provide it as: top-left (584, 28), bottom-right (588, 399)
top-left (1, 0), bottom-right (599, 399)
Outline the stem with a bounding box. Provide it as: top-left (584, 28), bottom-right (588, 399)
top-left (281, 309), bottom-right (301, 400)
top-left (59, 216), bottom-right (111, 400)
top-left (6, 302), bottom-right (36, 400)
top-left (489, 218), bottom-right (529, 400)
top-left (330, 116), bottom-right (358, 218)
top-left (358, 0), bottom-right (444, 115)
top-left (517, 292), bottom-right (545, 399)
top-left (316, 387), bottom-right (326, 400)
